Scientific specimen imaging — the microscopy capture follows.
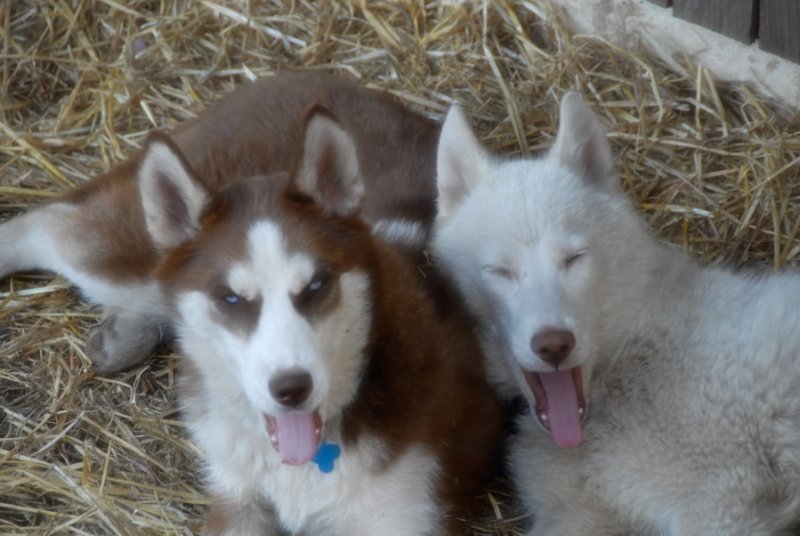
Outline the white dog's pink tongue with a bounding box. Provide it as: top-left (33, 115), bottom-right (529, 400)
top-left (273, 412), bottom-right (320, 466)
top-left (539, 370), bottom-right (583, 448)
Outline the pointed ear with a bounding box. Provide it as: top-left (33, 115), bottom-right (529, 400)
top-left (138, 132), bottom-right (209, 250)
top-left (294, 105), bottom-right (364, 217)
top-left (551, 92), bottom-right (615, 188)
top-left (435, 104), bottom-right (490, 222)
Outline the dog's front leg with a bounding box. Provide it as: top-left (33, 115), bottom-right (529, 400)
top-left (86, 307), bottom-right (170, 373)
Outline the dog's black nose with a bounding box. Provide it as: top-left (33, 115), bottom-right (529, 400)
top-left (531, 328), bottom-right (575, 368)
top-left (269, 370), bottom-right (313, 407)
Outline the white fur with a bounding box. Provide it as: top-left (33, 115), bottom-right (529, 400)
top-left (195, 394), bottom-right (442, 536)
top-left (371, 218), bottom-right (427, 249)
top-left (435, 104), bottom-right (491, 222)
top-left (0, 204), bottom-right (97, 287)
top-left (139, 140), bottom-right (209, 250)
top-left (432, 93), bottom-right (800, 534)
top-left (177, 219), bottom-right (442, 535)
top-left (0, 203), bottom-right (165, 315)
top-left (0, 210), bottom-right (50, 279)
top-left (296, 114), bottom-right (364, 216)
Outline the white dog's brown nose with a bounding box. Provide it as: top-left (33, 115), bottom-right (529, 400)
top-left (531, 329), bottom-right (575, 368)
top-left (269, 371), bottom-right (313, 407)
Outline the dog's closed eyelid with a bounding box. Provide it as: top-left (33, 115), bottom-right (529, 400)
top-left (482, 264), bottom-right (517, 280)
top-left (564, 248), bottom-right (588, 268)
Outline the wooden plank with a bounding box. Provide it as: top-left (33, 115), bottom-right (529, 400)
top-left (673, 0), bottom-right (756, 43)
top-left (645, 0), bottom-right (671, 7)
top-left (760, 0), bottom-right (800, 63)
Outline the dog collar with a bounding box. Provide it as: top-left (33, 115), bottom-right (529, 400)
top-left (312, 442), bottom-right (341, 473)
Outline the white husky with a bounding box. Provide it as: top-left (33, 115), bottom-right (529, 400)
top-left (432, 92), bottom-right (800, 534)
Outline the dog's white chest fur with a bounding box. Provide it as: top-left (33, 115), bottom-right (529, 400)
top-left (269, 443), bottom-right (440, 534)
top-left (193, 401), bottom-right (441, 535)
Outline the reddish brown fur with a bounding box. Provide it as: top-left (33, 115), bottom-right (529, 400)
top-left (61, 71), bottom-right (439, 282)
top-left (339, 239), bottom-right (506, 533)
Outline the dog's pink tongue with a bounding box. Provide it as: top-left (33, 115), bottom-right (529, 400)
top-left (539, 370), bottom-right (583, 448)
top-left (274, 413), bottom-right (319, 466)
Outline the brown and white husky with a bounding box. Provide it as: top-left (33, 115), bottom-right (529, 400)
top-left (0, 71), bottom-right (439, 373)
top-left (142, 106), bottom-right (505, 535)
top-left (2, 72), bottom-right (507, 534)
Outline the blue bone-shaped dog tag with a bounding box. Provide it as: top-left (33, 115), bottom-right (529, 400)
top-left (312, 442), bottom-right (341, 474)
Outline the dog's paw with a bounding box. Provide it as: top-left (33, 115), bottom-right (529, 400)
top-left (87, 312), bottom-right (164, 374)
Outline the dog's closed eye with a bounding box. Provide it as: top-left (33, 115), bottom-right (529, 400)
top-left (482, 265), bottom-right (517, 281)
top-left (565, 248), bottom-right (588, 269)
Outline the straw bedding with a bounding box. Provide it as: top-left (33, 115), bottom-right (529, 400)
top-left (1, 1), bottom-right (799, 534)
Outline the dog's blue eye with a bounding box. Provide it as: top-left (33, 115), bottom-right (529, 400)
top-left (223, 293), bottom-right (243, 305)
top-left (306, 269), bottom-right (332, 294)
top-left (308, 279), bottom-right (323, 292)
top-left (294, 269), bottom-right (335, 310)
top-left (213, 284), bottom-right (247, 306)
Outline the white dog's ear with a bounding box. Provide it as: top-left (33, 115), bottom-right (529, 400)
top-left (138, 133), bottom-right (210, 250)
top-left (551, 92), bottom-right (615, 188)
top-left (436, 104), bottom-right (490, 222)
top-left (295, 105), bottom-right (364, 217)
